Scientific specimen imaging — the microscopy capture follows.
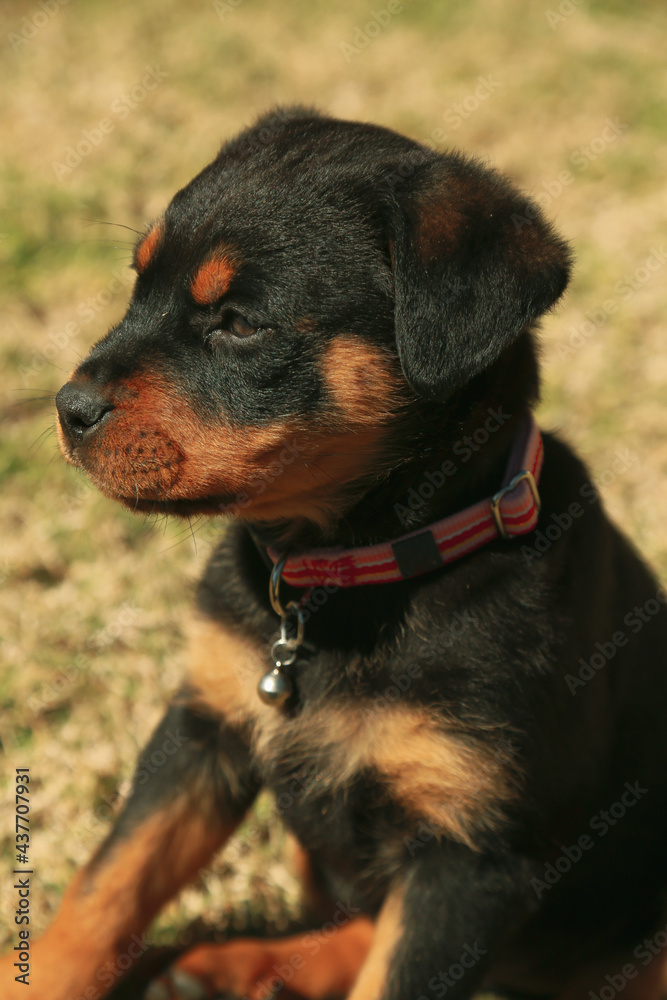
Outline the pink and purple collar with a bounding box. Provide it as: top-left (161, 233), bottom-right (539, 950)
top-left (267, 412), bottom-right (543, 589)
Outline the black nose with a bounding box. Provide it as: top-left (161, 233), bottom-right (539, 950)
top-left (56, 381), bottom-right (113, 445)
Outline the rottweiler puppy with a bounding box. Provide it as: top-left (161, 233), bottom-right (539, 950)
top-left (3, 106), bottom-right (667, 1000)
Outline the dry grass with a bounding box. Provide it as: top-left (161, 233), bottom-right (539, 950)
top-left (1, 0), bottom-right (666, 991)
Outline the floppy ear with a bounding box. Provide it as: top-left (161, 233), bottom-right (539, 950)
top-left (387, 153), bottom-right (572, 399)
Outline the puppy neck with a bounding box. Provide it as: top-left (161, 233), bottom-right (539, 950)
top-left (247, 332), bottom-right (540, 552)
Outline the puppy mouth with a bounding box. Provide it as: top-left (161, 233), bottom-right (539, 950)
top-left (116, 494), bottom-right (239, 517)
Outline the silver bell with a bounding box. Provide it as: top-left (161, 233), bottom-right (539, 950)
top-left (257, 667), bottom-right (293, 707)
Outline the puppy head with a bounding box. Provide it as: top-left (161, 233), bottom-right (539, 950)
top-left (56, 107), bottom-right (570, 533)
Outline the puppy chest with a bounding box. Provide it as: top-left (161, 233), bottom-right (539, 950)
top-left (188, 616), bottom-right (521, 848)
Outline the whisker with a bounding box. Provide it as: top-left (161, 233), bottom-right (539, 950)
top-left (81, 220), bottom-right (143, 237)
top-left (307, 460), bottom-right (345, 489)
top-left (11, 388), bottom-right (58, 397)
top-left (29, 425), bottom-right (56, 455)
top-left (302, 461), bottom-right (326, 487)
top-left (84, 238), bottom-right (136, 247)
top-left (6, 397), bottom-right (56, 413)
top-left (160, 516), bottom-right (209, 552)
top-left (187, 515), bottom-right (198, 553)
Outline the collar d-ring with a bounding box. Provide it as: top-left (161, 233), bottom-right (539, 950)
top-left (269, 552), bottom-right (307, 619)
top-left (269, 553), bottom-right (306, 642)
top-left (269, 552), bottom-right (291, 617)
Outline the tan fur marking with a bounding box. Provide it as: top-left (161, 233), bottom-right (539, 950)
top-left (190, 253), bottom-right (236, 305)
top-left (556, 953), bottom-right (667, 1000)
top-left (187, 615), bottom-right (270, 724)
top-left (413, 171), bottom-right (568, 274)
top-left (241, 425), bottom-right (394, 526)
top-left (346, 887), bottom-right (404, 1000)
top-left (170, 917), bottom-right (374, 999)
top-left (188, 618), bottom-right (519, 847)
top-left (413, 170), bottom-right (494, 264)
top-left (135, 219), bottom-right (164, 273)
top-left (234, 334), bottom-right (408, 528)
top-left (321, 336), bottom-right (405, 426)
top-left (415, 200), bottom-right (466, 261)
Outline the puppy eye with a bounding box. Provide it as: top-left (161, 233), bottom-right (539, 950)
top-left (225, 313), bottom-right (257, 339)
top-left (207, 311), bottom-right (259, 344)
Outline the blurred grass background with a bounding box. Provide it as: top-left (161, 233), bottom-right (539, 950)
top-left (1, 0), bottom-right (666, 987)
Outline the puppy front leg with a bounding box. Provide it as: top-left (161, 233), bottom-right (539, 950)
top-left (348, 843), bottom-right (537, 1000)
top-left (0, 701), bottom-right (259, 1000)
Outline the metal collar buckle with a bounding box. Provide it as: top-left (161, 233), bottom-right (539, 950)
top-left (490, 470), bottom-right (541, 540)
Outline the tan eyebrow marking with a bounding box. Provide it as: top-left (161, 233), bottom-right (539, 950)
top-left (135, 220), bottom-right (164, 274)
top-left (190, 254), bottom-right (236, 305)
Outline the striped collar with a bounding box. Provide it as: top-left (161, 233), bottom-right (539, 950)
top-left (267, 412), bottom-right (543, 589)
